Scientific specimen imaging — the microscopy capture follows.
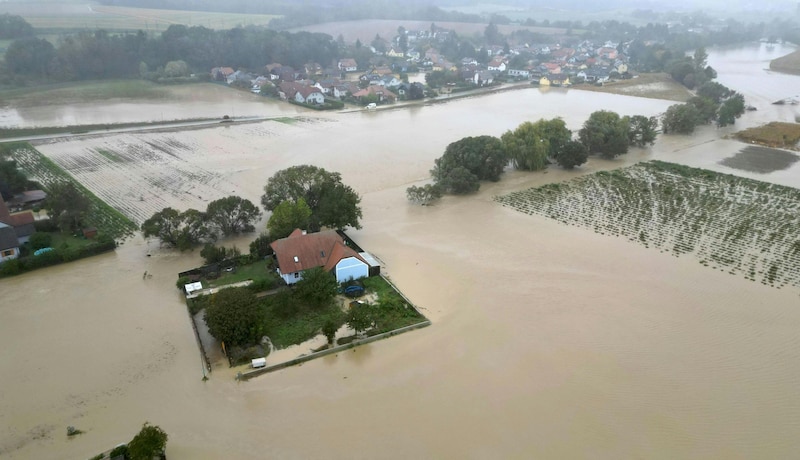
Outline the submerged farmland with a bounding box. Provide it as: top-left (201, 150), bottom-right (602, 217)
top-left (496, 161), bottom-right (800, 289)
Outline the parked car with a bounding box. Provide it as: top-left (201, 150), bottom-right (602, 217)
top-left (343, 285), bottom-right (365, 298)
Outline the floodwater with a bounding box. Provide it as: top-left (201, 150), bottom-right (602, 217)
top-left (2, 44), bottom-right (800, 459)
top-left (0, 84), bottom-right (311, 128)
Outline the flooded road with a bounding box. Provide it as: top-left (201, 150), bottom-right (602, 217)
top-left (1, 44), bottom-right (800, 459)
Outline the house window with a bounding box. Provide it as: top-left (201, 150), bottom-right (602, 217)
top-left (294, 272), bottom-right (299, 279)
top-left (1, 249), bottom-right (14, 257)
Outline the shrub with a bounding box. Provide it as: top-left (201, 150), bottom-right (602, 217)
top-left (28, 232), bottom-right (52, 250)
top-left (0, 259), bottom-right (22, 276)
top-left (109, 444), bottom-right (128, 459)
top-left (176, 276), bottom-right (191, 291)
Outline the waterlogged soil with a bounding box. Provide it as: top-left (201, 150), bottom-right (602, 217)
top-left (1, 45), bottom-right (800, 459)
top-left (719, 145), bottom-right (800, 173)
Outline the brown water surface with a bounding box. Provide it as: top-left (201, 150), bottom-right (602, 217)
top-left (1, 44), bottom-right (800, 459)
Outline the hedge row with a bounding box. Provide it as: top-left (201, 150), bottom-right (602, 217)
top-left (0, 238), bottom-right (116, 278)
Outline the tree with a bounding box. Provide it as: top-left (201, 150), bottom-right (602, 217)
top-left (4, 37), bottom-right (55, 77)
top-left (406, 184), bottom-right (443, 205)
top-left (0, 159), bottom-right (29, 200)
top-left (200, 243), bottom-right (240, 265)
top-left (697, 81), bottom-right (731, 103)
top-left (0, 14), bottom-right (35, 39)
top-left (261, 165), bottom-right (362, 232)
top-left (554, 140), bottom-right (588, 169)
top-left (127, 423), bottom-right (167, 460)
top-left (661, 103), bottom-right (702, 134)
top-left (205, 196), bottom-right (261, 236)
top-left (502, 119), bottom-right (571, 171)
top-left (625, 115), bottom-right (659, 147)
top-left (431, 135), bottom-right (507, 186)
top-left (249, 233), bottom-right (273, 258)
top-left (397, 26), bottom-right (408, 53)
top-left (578, 111), bottom-right (630, 158)
top-left (687, 96), bottom-right (718, 124)
top-left (347, 302), bottom-right (374, 335)
top-left (163, 59), bottom-right (188, 77)
top-left (717, 93), bottom-right (745, 127)
top-left (267, 198), bottom-right (312, 239)
top-left (205, 287), bottom-right (264, 346)
top-left (44, 182), bottom-right (90, 233)
top-left (436, 166), bottom-right (480, 194)
top-left (294, 267), bottom-right (338, 309)
top-left (28, 232), bottom-right (52, 251)
top-left (141, 207), bottom-right (213, 250)
top-left (484, 22), bottom-right (501, 45)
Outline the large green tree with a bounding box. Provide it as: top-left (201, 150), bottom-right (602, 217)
top-left (0, 14), bottom-right (34, 39)
top-left (436, 166), bottom-right (480, 195)
top-left (661, 103), bottom-right (702, 134)
top-left (44, 182), bottom-right (90, 233)
top-left (431, 135), bottom-right (507, 189)
top-left (267, 198), bottom-right (312, 239)
top-left (578, 111), bottom-right (631, 158)
top-left (0, 159), bottom-right (29, 200)
top-left (4, 37), bottom-right (55, 77)
top-left (127, 423), bottom-right (168, 460)
top-left (141, 207), bottom-right (213, 250)
top-left (204, 287), bottom-right (264, 346)
top-left (502, 119), bottom-right (571, 171)
top-left (554, 140), bottom-right (589, 169)
top-left (205, 195), bottom-right (261, 236)
top-left (261, 165), bottom-right (362, 232)
top-left (625, 115), bottom-right (659, 147)
top-left (717, 93), bottom-right (745, 127)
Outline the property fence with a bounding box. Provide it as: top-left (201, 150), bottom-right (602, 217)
top-left (237, 319), bottom-right (431, 380)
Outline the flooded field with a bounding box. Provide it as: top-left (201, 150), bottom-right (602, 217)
top-left (0, 84), bottom-right (309, 128)
top-left (1, 44), bottom-right (800, 459)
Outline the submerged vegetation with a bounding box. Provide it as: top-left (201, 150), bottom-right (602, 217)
top-left (496, 161), bottom-right (800, 290)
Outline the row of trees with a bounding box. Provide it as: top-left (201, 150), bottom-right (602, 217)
top-left (662, 81), bottom-right (746, 134)
top-left (141, 196), bottom-right (261, 250)
top-left (409, 111), bottom-right (657, 202)
top-left (142, 165), bottom-right (363, 249)
top-left (2, 24), bottom-right (339, 82)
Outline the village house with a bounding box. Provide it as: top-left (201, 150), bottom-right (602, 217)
top-left (0, 195), bottom-right (35, 258)
top-left (338, 58), bottom-right (358, 72)
top-left (487, 57), bottom-right (507, 72)
top-left (270, 229), bottom-right (379, 285)
top-left (210, 67), bottom-right (234, 81)
top-left (507, 68), bottom-right (531, 79)
top-left (351, 85), bottom-right (397, 103)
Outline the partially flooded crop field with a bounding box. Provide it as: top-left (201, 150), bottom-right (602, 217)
top-left (496, 160), bottom-right (800, 289)
top-left (30, 118), bottom-right (327, 224)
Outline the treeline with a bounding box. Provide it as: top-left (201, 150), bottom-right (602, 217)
top-left (407, 111), bottom-right (657, 204)
top-left (2, 25), bottom-right (338, 83)
top-left (0, 13), bottom-right (34, 39)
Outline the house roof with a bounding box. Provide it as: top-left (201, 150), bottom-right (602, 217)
top-left (271, 229), bottom-right (362, 275)
top-left (0, 195), bottom-right (34, 233)
top-left (8, 190), bottom-right (46, 206)
top-left (339, 58), bottom-right (357, 68)
top-left (352, 85), bottom-right (397, 99)
top-left (0, 222), bottom-right (18, 251)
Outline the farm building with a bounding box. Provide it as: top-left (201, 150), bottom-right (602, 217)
top-left (270, 229), bottom-right (375, 285)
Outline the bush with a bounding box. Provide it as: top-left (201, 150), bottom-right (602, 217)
top-left (28, 232), bottom-right (52, 250)
top-left (176, 276), bottom-right (191, 291)
top-left (109, 444), bottom-right (128, 459)
top-left (33, 219), bottom-right (59, 232)
top-left (0, 259), bottom-right (21, 276)
top-left (247, 278), bottom-right (275, 293)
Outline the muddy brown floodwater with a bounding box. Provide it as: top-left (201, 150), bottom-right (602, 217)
top-left (1, 43), bottom-right (800, 459)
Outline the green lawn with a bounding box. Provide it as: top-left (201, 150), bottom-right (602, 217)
top-left (0, 80), bottom-right (172, 107)
top-left (206, 261), bottom-right (280, 288)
